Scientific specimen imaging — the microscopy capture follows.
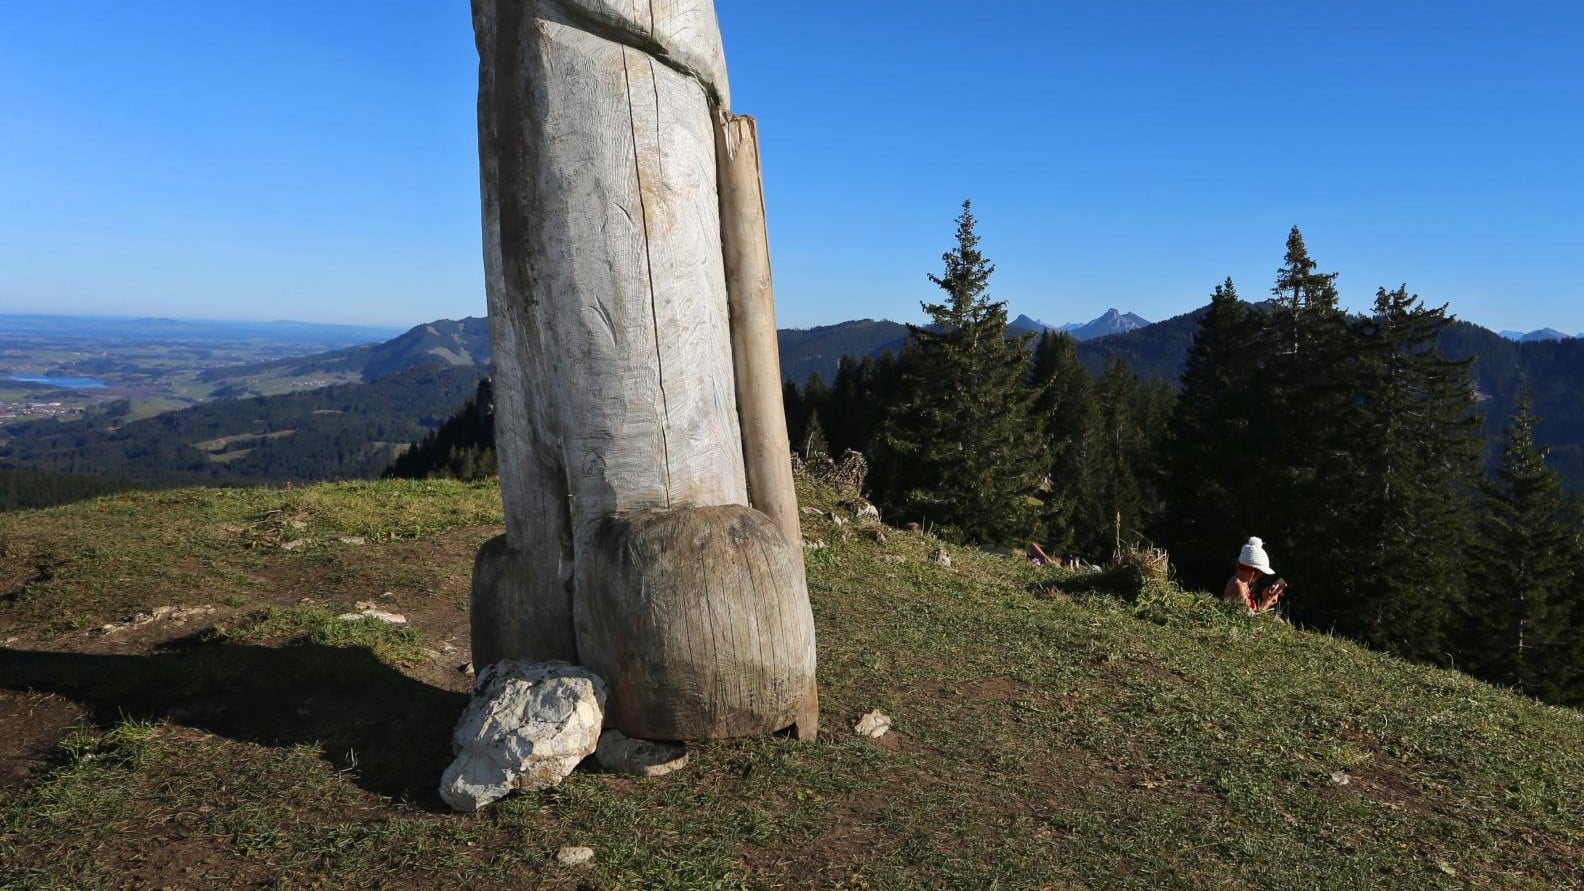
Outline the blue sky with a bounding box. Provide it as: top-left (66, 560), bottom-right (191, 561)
top-left (2, 2), bottom-right (1580, 334)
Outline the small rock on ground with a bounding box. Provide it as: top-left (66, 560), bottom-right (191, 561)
top-left (96, 605), bottom-right (215, 635)
top-left (855, 710), bottom-right (893, 738)
top-left (337, 608), bottom-right (406, 625)
top-left (556, 845), bottom-right (595, 867)
top-left (928, 548), bottom-right (951, 567)
top-left (595, 729), bottom-right (689, 777)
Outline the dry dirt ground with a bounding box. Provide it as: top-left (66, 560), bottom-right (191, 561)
top-left (0, 524), bottom-right (489, 799)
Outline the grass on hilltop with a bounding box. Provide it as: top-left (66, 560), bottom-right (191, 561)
top-left (1, 476), bottom-right (1581, 889)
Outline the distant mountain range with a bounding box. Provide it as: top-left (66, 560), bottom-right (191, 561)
top-left (1499, 328), bottom-right (1578, 343)
top-left (0, 313), bottom-right (405, 349)
top-left (774, 309), bottom-right (1157, 384)
top-left (1010, 309), bottom-right (1153, 341)
top-left (6, 308), bottom-right (1583, 501)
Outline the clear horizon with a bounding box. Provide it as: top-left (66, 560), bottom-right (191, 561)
top-left (2, 1), bottom-right (1580, 334)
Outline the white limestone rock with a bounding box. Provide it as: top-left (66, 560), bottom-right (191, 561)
top-left (96, 605), bottom-right (215, 635)
top-left (337, 607), bottom-right (407, 625)
top-left (854, 710), bottom-right (893, 738)
top-left (595, 729), bottom-right (689, 777)
top-left (556, 845), bottom-right (595, 867)
top-left (439, 660), bottom-right (607, 812)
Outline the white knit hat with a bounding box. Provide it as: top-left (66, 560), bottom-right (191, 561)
top-left (1238, 537), bottom-right (1275, 575)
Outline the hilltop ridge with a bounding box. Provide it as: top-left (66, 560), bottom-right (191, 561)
top-left (1, 475), bottom-right (1580, 888)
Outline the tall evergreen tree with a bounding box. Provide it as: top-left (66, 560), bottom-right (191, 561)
top-left (1031, 331), bottom-right (1100, 554)
top-left (825, 353), bottom-right (900, 459)
top-left (797, 372), bottom-right (832, 457)
top-left (1160, 278), bottom-right (1261, 589)
top-left (1348, 286), bottom-right (1483, 663)
top-left (877, 201), bottom-right (1051, 544)
top-left (1251, 228), bottom-right (1366, 630)
top-left (1065, 356), bottom-right (1169, 556)
top-left (1470, 393), bottom-right (1580, 699)
top-left (1271, 225), bottom-right (1342, 353)
top-left (781, 378), bottom-right (807, 455)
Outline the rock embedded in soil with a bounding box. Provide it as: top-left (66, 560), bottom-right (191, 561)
top-left (439, 660), bottom-right (607, 812)
top-left (854, 710), bottom-right (893, 738)
top-left (95, 605), bottom-right (215, 635)
top-left (337, 607), bottom-right (406, 625)
top-left (595, 729), bottom-right (689, 777)
top-left (556, 845), bottom-right (595, 866)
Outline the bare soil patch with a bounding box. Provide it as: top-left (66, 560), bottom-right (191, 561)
top-left (0, 690), bottom-right (85, 789)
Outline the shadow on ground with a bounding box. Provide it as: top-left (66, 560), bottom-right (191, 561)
top-left (0, 637), bottom-right (466, 808)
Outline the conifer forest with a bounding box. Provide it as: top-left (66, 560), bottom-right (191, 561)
top-left (779, 206), bottom-right (1584, 709)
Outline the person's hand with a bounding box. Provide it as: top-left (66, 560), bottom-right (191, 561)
top-left (1257, 579), bottom-right (1286, 611)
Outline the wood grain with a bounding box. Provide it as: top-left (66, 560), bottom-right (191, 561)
top-left (574, 505), bottom-right (817, 739)
top-left (471, 0), bottom-right (818, 740)
top-left (716, 111), bottom-right (801, 545)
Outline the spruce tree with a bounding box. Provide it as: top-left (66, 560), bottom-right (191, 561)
top-left (1470, 393), bottom-right (1579, 699)
top-left (1031, 331), bottom-right (1101, 554)
top-left (878, 201), bottom-right (1050, 544)
top-left (781, 378), bottom-right (808, 457)
top-left (798, 372), bottom-right (831, 456)
top-left (1349, 286), bottom-right (1483, 664)
top-left (825, 354), bottom-right (898, 459)
top-left (1251, 228), bottom-right (1366, 631)
top-left (1160, 279), bottom-right (1261, 589)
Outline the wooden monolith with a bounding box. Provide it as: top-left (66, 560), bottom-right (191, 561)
top-left (469, 0), bottom-right (817, 740)
top-left (716, 111), bottom-right (801, 546)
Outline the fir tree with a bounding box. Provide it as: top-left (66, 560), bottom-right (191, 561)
top-left (1031, 331), bottom-right (1100, 554)
top-left (1470, 393), bottom-right (1580, 699)
top-left (826, 354), bottom-right (899, 458)
top-left (877, 201), bottom-right (1051, 544)
top-left (1250, 228), bottom-right (1366, 630)
top-left (1348, 286), bottom-right (1483, 664)
top-left (798, 372), bottom-right (831, 456)
top-left (1075, 356), bottom-right (1171, 556)
top-left (781, 379), bottom-right (807, 456)
top-left (801, 413), bottom-right (831, 460)
top-left (1160, 279), bottom-right (1261, 589)
top-left (1271, 225), bottom-right (1342, 353)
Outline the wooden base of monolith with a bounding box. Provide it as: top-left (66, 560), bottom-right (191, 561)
top-left (573, 505), bottom-right (816, 740)
top-left (469, 535), bottom-right (576, 671)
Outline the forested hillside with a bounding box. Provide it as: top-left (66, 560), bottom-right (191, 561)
top-left (199, 317), bottom-right (490, 388)
top-left (0, 366), bottom-right (483, 491)
top-left (776, 319), bottom-right (908, 385)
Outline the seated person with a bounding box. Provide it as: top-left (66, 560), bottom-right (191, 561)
top-left (1225, 536), bottom-right (1286, 612)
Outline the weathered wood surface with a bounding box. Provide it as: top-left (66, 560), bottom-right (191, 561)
top-left (575, 505), bottom-right (816, 740)
top-left (471, 0), bottom-right (817, 739)
top-left (716, 112), bottom-right (801, 546)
